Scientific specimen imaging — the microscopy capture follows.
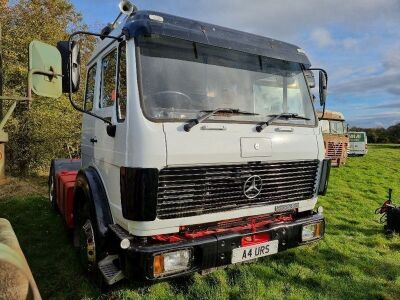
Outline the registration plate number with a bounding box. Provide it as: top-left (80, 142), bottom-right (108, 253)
top-left (231, 240), bottom-right (279, 264)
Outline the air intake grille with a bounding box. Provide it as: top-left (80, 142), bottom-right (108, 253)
top-left (156, 160), bottom-right (320, 219)
top-left (327, 142), bottom-right (344, 159)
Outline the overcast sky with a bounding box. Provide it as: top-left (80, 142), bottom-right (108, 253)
top-left (71, 0), bottom-right (400, 128)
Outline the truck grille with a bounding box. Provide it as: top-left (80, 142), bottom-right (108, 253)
top-left (327, 142), bottom-right (344, 159)
top-left (156, 160), bottom-right (320, 219)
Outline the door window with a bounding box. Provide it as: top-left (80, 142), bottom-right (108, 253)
top-left (320, 120), bottom-right (330, 133)
top-left (84, 64), bottom-right (97, 111)
top-left (100, 48), bottom-right (118, 108)
top-left (117, 43), bottom-right (127, 121)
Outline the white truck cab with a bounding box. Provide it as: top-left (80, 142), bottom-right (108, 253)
top-left (40, 1), bottom-right (331, 285)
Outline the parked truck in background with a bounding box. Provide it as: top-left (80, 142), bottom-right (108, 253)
top-left (348, 132), bottom-right (368, 156)
top-left (318, 111), bottom-right (349, 167)
top-left (25, 1), bottom-right (331, 285)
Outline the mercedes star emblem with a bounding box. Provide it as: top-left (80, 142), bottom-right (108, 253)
top-left (243, 175), bottom-right (263, 199)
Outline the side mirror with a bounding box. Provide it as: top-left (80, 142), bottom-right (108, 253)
top-left (57, 41), bottom-right (81, 93)
top-left (29, 40), bottom-right (63, 98)
top-left (319, 70), bottom-right (328, 106)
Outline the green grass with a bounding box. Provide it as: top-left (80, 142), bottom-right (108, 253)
top-left (1, 145), bottom-right (400, 299)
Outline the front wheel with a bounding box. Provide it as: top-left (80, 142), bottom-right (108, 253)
top-left (73, 201), bottom-right (104, 286)
top-left (78, 219), bottom-right (97, 274)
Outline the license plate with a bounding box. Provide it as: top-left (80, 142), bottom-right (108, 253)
top-left (231, 240), bottom-right (279, 264)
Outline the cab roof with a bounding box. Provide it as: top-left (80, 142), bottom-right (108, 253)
top-left (120, 10), bottom-right (311, 67)
top-left (317, 110), bottom-right (345, 121)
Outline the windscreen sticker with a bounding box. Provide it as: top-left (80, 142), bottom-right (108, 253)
top-left (349, 133), bottom-right (365, 142)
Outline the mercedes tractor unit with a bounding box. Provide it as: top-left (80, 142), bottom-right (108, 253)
top-left (318, 110), bottom-right (349, 167)
top-left (26, 1), bottom-right (331, 285)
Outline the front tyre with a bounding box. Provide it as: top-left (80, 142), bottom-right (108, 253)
top-left (73, 201), bottom-right (105, 287)
top-left (79, 219), bottom-right (97, 274)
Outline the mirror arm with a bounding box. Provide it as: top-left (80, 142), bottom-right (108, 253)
top-left (67, 93), bottom-right (113, 125)
top-left (67, 32), bottom-right (123, 126)
top-left (320, 100), bottom-right (326, 120)
top-left (307, 68), bottom-right (328, 83)
top-left (111, 12), bottom-right (123, 29)
top-left (307, 68), bottom-right (328, 120)
top-left (69, 31), bottom-right (123, 43)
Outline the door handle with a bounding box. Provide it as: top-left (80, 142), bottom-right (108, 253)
top-left (275, 127), bottom-right (294, 133)
top-left (90, 137), bottom-right (98, 144)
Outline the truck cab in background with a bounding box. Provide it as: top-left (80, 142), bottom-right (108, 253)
top-left (29, 1), bottom-right (331, 285)
top-left (348, 132), bottom-right (368, 156)
top-left (318, 111), bottom-right (349, 167)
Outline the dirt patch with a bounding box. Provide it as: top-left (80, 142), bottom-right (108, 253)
top-left (0, 177), bottom-right (47, 200)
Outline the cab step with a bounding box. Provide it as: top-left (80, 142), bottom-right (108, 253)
top-left (98, 255), bottom-right (125, 285)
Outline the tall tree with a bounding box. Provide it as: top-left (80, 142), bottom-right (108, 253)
top-left (0, 0), bottom-right (7, 118)
top-left (0, 24), bottom-right (3, 119)
top-left (1, 0), bottom-right (93, 175)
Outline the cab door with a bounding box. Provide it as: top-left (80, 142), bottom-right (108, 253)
top-left (90, 41), bottom-right (128, 221)
top-left (81, 63), bottom-right (98, 166)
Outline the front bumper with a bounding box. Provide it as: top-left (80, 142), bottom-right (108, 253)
top-left (120, 213), bottom-right (325, 281)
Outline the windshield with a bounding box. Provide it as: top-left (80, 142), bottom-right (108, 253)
top-left (138, 35), bottom-right (316, 126)
top-left (349, 132), bottom-right (365, 142)
top-left (321, 120), bottom-right (347, 134)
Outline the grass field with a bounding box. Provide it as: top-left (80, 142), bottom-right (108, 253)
top-left (1, 144), bottom-right (400, 299)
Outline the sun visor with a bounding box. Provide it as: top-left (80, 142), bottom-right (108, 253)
top-left (123, 11), bottom-right (311, 67)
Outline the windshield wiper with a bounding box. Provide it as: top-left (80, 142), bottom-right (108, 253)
top-left (256, 113), bottom-right (311, 132)
top-left (184, 108), bottom-right (259, 132)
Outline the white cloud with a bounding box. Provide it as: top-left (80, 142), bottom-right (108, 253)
top-left (311, 28), bottom-right (335, 48)
top-left (332, 73), bottom-right (400, 95)
top-left (383, 44), bottom-right (400, 71)
top-left (136, 0), bottom-right (400, 40)
top-left (310, 30), bottom-right (360, 50)
top-left (364, 101), bottom-right (400, 110)
top-left (374, 122), bottom-right (386, 128)
top-left (351, 111), bottom-right (400, 120)
top-left (342, 38), bottom-right (359, 50)
top-left (348, 112), bottom-right (400, 127)
top-left (389, 119), bottom-right (400, 126)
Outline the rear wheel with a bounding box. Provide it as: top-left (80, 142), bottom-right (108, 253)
top-left (48, 170), bottom-right (58, 211)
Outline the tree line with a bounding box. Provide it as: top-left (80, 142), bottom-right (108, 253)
top-left (350, 123), bottom-right (400, 144)
top-left (0, 0), bottom-right (92, 175)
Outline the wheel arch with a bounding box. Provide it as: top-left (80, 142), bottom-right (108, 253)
top-left (73, 167), bottom-right (114, 240)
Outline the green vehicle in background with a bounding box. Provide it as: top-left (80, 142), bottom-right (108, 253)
top-left (348, 132), bottom-right (368, 156)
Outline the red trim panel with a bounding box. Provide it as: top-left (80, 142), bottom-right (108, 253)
top-left (152, 214), bottom-right (294, 243)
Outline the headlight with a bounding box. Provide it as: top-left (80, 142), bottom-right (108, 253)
top-left (302, 223), bottom-right (323, 242)
top-left (153, 249), bottom-right (192, 277)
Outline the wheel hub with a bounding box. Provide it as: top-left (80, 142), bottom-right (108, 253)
top-left (80, 219), bottom-right (96, 272)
